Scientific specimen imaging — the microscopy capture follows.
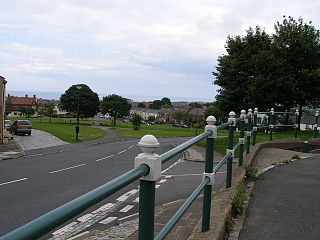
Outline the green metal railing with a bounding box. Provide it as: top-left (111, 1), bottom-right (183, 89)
top-left (1, 108), bottom-right (287, 240)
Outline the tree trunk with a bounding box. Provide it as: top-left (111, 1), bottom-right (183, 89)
top-left (285, 106), bottom-right (290, 125)
top-left (113, 117), bottom-right (116, 127)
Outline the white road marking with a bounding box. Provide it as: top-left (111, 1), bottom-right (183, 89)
top-left (52, 222), bottom-right (78, 236)
top-left (118, 213), bottom-right (139, 221)
top-left (118, 149), bottom-right (127, 154)
top-left (165, 175), bottom-right (173, 179)
top-left (127, 145), bottom-right (134, 149)
top-left (68, 231), bottom-right (90, 240)
top-left (0, 177), bottom-right (28, 186)
top-left (92, 203), bottom-right (115, 214)
top-left (155, 184), bottom-right (160, 189)
top-left (77, 213), bottom-right (95, 222)
top-left (159, 179), bottom-right (167, 183)
top-left (161, 159), bottom-right (184, 174)
top-left (119, 205), bottom-right (134, 213)
top-left (133, 197), bottom-right (139, 203)
top-left (96, 154), bottom-right (114, 162)
top-left (99, 217), bottom-right (118, 225)
top-left (49, 164), bottom-right (86, 174)
top-left (116, 189), bottom-right (138, 202)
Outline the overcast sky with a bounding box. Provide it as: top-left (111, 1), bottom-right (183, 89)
top-left (1, 1), bottom-right (320, 101)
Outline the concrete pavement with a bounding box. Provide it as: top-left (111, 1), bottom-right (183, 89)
top-left (239, 155), bottom-right (320, 240)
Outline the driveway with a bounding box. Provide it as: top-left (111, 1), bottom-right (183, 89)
top-left (13, 129), bottom-right (69, 151)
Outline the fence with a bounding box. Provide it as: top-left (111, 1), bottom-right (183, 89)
top-left (0, 108), bottom-right (318, 240)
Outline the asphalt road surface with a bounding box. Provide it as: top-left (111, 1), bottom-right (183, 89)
top-left (0, 137), bottom-right (226, 239)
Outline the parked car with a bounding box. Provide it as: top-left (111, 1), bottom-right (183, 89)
top-left (5, 120), bottom-right (12, 131)
top-left (10, 120), bottom-right (32, 135)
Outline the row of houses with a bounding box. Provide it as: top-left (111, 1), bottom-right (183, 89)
top-left (130, 107), bottom-right (205, 123)
top-left (6, 94), bottom-right (67, 117)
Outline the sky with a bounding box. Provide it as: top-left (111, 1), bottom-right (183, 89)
top-left (1, 0), bottom-right (320, 102)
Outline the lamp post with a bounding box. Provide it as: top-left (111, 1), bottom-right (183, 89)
top-left (75, 85), bottom-right (82, 141)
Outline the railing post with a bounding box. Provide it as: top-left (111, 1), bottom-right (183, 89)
top-left (227, 111), bottom-right (236, 188)
top-left (294, 109), bottom-right (299, 138)
top-left (252, 108), bottom-right (258, 146)
top-left (239, 110), bottom-right (246, 166)
top-left (246, 109), bottom-right (252, 154)
top-left (314, 111), bottom-right (319, 138)
top-left (134, 135), bottom-right (161, 240)
top-left (303, 141), bottom-right (309, 153)
top-left (269, 108), bottom-right (274, 141)
top-left (201, 116), bottom-right (217, 232)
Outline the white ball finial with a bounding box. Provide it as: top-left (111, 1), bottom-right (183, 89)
top-left (241, 110), bottom-right (246, 115)
top-left (295, 109), bottom-right (299, 115)
top-left (316, 110), bottom-right (319, 117)
top-left (138, 135), bottom-right (159, 154)
top-left (248, 108), bottom-right (252, 113)
top-left (206, 116), bottom-right (216, 125)
top-left (229, 111), bottom-right (236, 118)
top-left (271, 108), bottom-right (274, 111)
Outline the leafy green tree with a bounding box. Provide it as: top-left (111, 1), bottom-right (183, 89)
top-left (172, 111), bottom-right (185, 124)
top-left (149, 100), bottom-right (162, 109)
top-left (19, 107), bottom-right (35, 118)
top-left (272, 16), bottom-right (320, 125)
top-left (137, 102), bottom-right (145, 108)
top-left (213, 26), bottom-right (272, 114)
top-left (147, 115), bottom-right (155, 122)
top-left (188, 102), bottom-right (203, 108)
top-left (161, 97), bottom-right (172, 106)
top-left (131, 113), bottom-right (142, 130)
top-left (44, 103), bottom-right (57, 123)
top-left (60, 84), bottom-right (100, 118)
top-left (204, 103), bottom-right (224, 124)
top-left (101, 94), bottom-right (132, 127)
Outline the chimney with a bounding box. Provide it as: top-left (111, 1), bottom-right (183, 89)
top-left (33, 95), bottom-right (36, 98)
top-left (8, 94), bottom-right (10, 97)
top-left (25, 94), bottom-right (28, 98)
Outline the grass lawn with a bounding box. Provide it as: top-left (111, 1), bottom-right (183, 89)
top-left (7, 117), bottom-right (106, 143)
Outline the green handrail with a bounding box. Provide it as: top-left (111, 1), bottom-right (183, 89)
top-left (0, 164), bottom-right (150, 240)
top-left (213, 155), bottom-right (228, 173)
top-left (217, 122), bottom-right (230, 130)
top-left (154, 178), bottom-right (209, 240)
top-left (160, 131), bottom-right (211, 164)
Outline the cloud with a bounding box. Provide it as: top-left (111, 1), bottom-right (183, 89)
top-left (1, 0), bottom-right (320, 101)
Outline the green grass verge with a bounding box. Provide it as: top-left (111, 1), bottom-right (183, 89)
top-left (7, 117), bottom-right (106, 143)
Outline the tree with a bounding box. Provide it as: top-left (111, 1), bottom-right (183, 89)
top-left (213, 26), bottom-right (272, 114)
top-left (172, 111), bottom-right (185, 124)
top-left (44, 103), bottom-right (56, 123)
top-left (101, 94), bottom-right (132, 127)
top-left (272, 16), bottom-right (320, 125)
top-left (131, 113), bottom-right (142, 130)
top-left (204, 103), bottom-right (224, 124)
top-left (147, 116), bottom-right (155, 122)
top-left (149, 100), bottom-right (162, 109)
top-left (19, 107), bottom-right (35, 118)
top-left (213, 17), bottom-right (320, 123)
top-left (161, 97), bottom-right (172, 106)
top-left (60, 84), bottom-right (100, 118)
top-left (137, 102), bottom-right (145, 108)
top-left (188, 102), bottom-right (203, 108)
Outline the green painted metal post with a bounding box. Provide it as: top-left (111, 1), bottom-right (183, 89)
top-left (139, 180), bottom-right (155, 240)
top-left (252, 108), bottom-right (258, 146)
top-left (202, 138), bottom-right (213, 232)
top-left (135, 135), bottom-right (161, 240)
top-left (303, 141), bottom-right (309, 153)
top-left (226, 111), bottom-right (236, 188)
top-left (269, 108), bottom-right (274, 141)
top-left (239, 110), bottom-right (246, 166)
top-left (314, 111), bottom-right (319, 138)
top-left (294, 109), bottom-right (299, 138)
top-left (201, 116), bottom-right (217, 232)
top-left (246, 109), bottom-right (252, 154)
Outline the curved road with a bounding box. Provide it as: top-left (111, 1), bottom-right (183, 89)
top-left (0, 130), bottom-right (226, 239)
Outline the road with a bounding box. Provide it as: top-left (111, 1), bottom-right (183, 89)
top-left (0, 137), bottom-right (226, 239)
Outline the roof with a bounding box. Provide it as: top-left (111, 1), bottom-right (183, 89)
top-left (6, 96), bottom-right (37, 105)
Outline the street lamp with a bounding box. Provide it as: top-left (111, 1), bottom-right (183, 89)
top-left (76, 85), bottom-right (82, 140)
